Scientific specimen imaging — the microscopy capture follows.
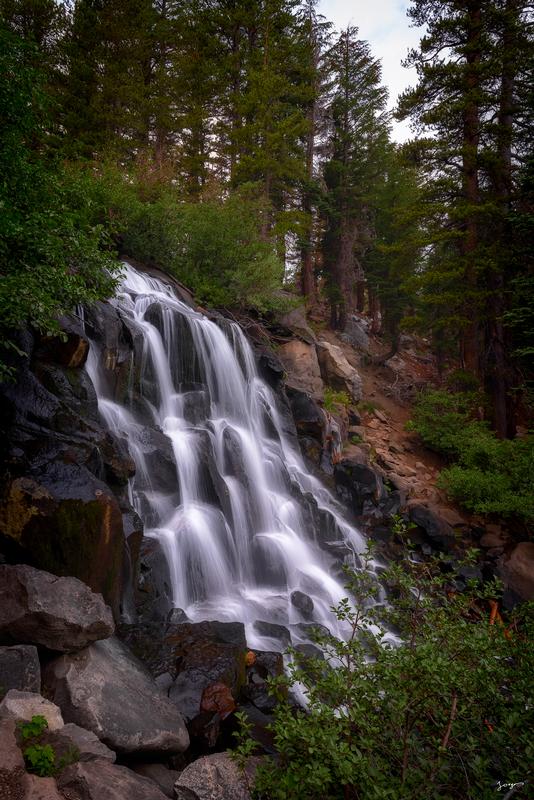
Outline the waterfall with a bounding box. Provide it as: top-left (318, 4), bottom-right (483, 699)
top-left (86, 263), bottom-right (383, 650)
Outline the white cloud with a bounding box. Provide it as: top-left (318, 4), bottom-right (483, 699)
top-left (318, 0), bottom-right (424, 141)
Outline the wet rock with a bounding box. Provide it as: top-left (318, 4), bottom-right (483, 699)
top-left (0, 474), bottom-right (126, 619)
top-left (166, 623), bottom-right (247, 722)
top-left (277, 341), bottom-right (323, 397)
top-left (334, 458), bottom-right (386, 516)
top-left (0, 564), bottom-right (114, 652)
top-left (252, 621), bottom-right (290, 650)
top-left (43, 637), bottom-right (189, 755)
top-left (84, 301), bottom-right (134, 402)
top-left (316, 341), bottom-right (362, 403)
top-left (501, 542), bottom-right (534, 601)
top-left (174, 753), bottom-right (260, 800)
top-left (0, 690), bottom-right (64, 731)
top-left (294, 643), bottom-right (324, 662)
top-left (130, 763), bottom-right (181, 798)
top-left (167, 608), bottom-right (190, 625)
top-left (35, 315), bottom-right (89, 369)
top-left (49, 723), bottom-right (116, 763)
top-left (290, 591), bottom-right (314, 620)
top-left (256, 348), bottom-right (285, 389)
top-left (58, 759), bottom-right (169, 800)
top-left (285, 387), bottom-right (325, 445)
top-left (0, 645), bottom-right (41, 695)
top-left (107, 622), bottom-right (244, 747)
top-left (408, 504), bottom-right (456, 550)
top-left (243, 650), bottom-right (283, 714)
top-left (136, 538), bottom-right (174, 623)
top-left (293, 622), bottom-right (330, 642)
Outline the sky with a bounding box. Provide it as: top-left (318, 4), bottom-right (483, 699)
top-left (318, 1), bottom-right (424, 142)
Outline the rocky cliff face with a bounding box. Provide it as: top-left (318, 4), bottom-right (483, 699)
top-left (0, 314), bottom-right (138, 620)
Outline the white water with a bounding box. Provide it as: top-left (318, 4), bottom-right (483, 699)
top-left (86, 263), bottom-right (383, 650)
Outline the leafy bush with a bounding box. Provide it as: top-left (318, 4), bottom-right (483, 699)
top-left (24, 743), bottom-right (56, 777)
top-left (323, 388), bottom-right (351, 412)
top-left (86, 169), bottom-right (286, 312)
top-left (408, 391), bottom-right (534, 523)
top-left (18, 715), bottom-right (48, 741)
top-left (17, 714), bottom-right (78, 777)
top-left (234, 541), bottom-right (534, 799)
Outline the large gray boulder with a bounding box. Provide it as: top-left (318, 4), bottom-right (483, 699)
top-left (43, 637), bottom-right (189, 755)
top-left (0, 565), bottom-right (114, 652)
top-left (0, 644), bottom-right (41, 694)
top-left (174, 753), bottom-right (260, 800)
top-left (57, 759), bottom-right (169, 800)
top-left (0, 690), bottom-right (64, 731)
top-left (316, 341), bottom-right (362, 403)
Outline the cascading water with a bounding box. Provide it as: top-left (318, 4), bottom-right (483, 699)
top-left (86, 263), bottom-right (384, 650)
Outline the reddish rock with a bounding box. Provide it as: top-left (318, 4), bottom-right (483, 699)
top-left (200, 682), bottom-right (236, 719)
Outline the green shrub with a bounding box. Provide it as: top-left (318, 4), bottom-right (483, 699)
top-left (23, 743), bottom-right (56, 777)
top-left (86, 169), bottom-right (286, 313)
top-left (234, 541), bottom-right (534, 799)
top-left (408, 390), bottom-right (534, 523)
top-left (324, 388), bottom-right (351, 412)
top-left (18, 715), bottom-right (48, 740)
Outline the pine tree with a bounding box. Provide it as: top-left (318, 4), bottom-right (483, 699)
top-left (320, 26), bottom-right (389, 329)
top-left (398, 0), bottom-right (534, 436)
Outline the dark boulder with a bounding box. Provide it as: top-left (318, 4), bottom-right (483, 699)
top-left (0, 645), bottom-right (41, 695)
top-left (119, 620), bottom-right (247, 726)
top-left (290, 591), bottom-right (314, 620)
top-left (0, 564), bottom-right (114, 652)
top-left (408, 504), bottom-right (456, 550)
top-left (285, 387), bottom-right (325, 444)
top-left (136, 538), bottom-right (174, 623)
top-left (334, 458), bottom-right (386, 516)
top-left (0, 472), bottom-right (127, 619)
top-left (43, 637), bottom-right (189, 755)
top-left (252, 621), bottom-right (290, 650)
top-left (34, 315), bottom-right (90, 369)
top-left (166, 622), bottom-right (247, 722)
top-left (243, 650), bottom-right (283, 714)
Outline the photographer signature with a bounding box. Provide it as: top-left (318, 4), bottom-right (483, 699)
top-left (495, 781), bottom-right (527, 797)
